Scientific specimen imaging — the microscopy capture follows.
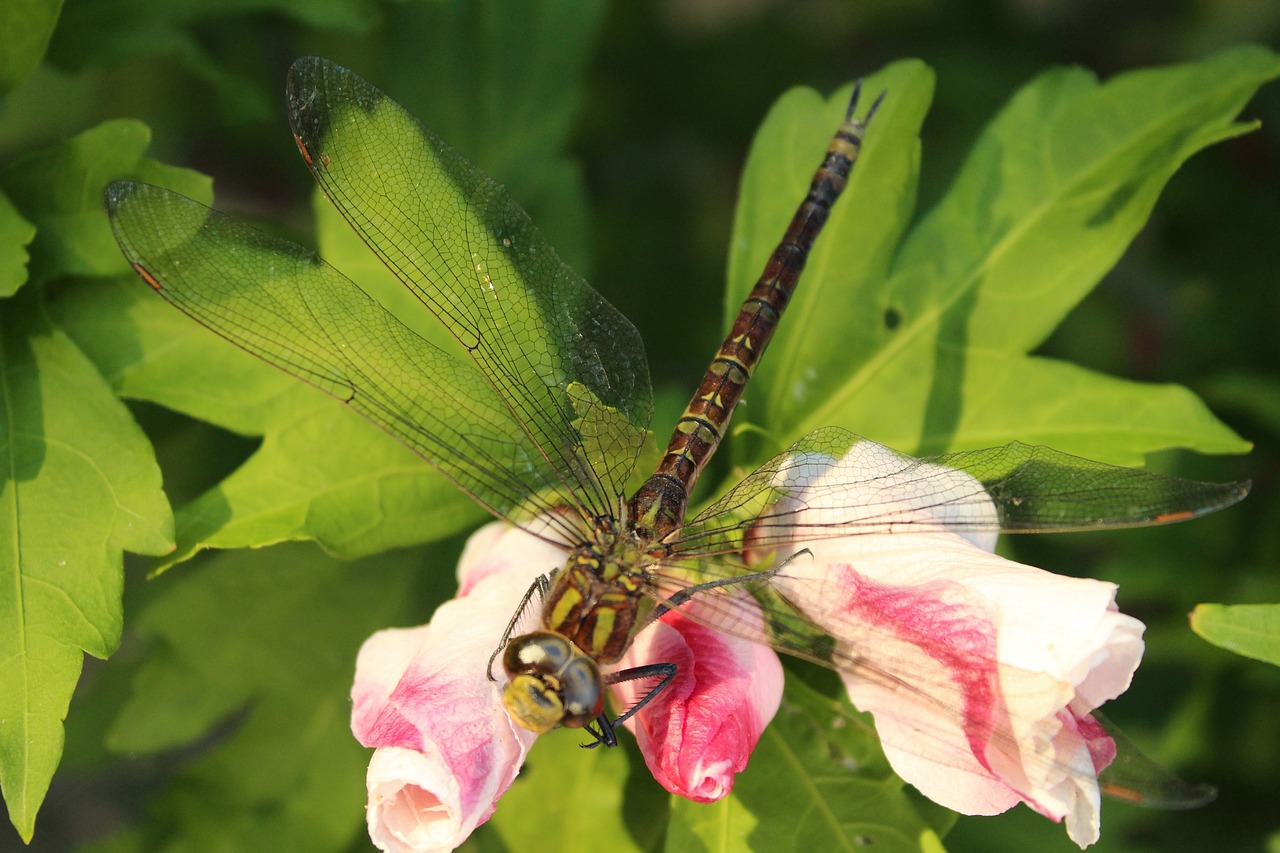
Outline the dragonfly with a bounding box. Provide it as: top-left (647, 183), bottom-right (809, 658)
top-left (106, 56), bottom-right (1247, 814)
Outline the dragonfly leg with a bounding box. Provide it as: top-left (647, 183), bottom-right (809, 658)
top-left (652, 549), bottom-right (812, 619)
top-left (655, 569), bottom-right (775, 617)
top-left (487, 573), bottom-right (552, 682)
top-left (581, 662), bottom-right (679, 749)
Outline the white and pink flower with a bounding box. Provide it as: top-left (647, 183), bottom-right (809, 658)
top-left (757, 440), bottom-right (1143, 848)
top-left (351, 439), bottom-right (1146, 851)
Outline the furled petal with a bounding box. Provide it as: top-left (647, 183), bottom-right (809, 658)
top-left (766, 440), bottom-right (1143, 849)
top-left (352, 521), bottom-right (564, 852)
top-left (612, 591), bottom-right (784, 802)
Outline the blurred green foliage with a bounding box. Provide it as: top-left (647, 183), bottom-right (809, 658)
top-left (1, 1), bottom-right (1277, 852)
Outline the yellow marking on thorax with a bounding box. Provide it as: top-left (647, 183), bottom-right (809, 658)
top-left (547, 562), bottom-right (591, 632)
top-left (589, 594), bottom-right (629, 653)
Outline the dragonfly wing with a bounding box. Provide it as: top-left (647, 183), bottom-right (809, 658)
top-left (106, 181), bottom-right (586, 536)
top-left (286, 56), bottom-right (651, 520)
top-left (1091, 712), bottom-right (1216, 809)
top-left (931, 439), bottom-right (1249, 532)
top-left (649, 554), bottom-right (1214, 810)
top-left (674, 426), bottom-right (1248, 556)
top-left (654, 424), bottom-right (1240, 808)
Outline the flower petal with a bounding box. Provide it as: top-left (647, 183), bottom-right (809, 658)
top-left (766, 441), bottom-right (1143, 848)
top-left (352, 521), bottom-right (564, 851)
top-left (456, 516), bottom-right (568, 597)
top-left (613, 591), bottom-right (783, 802)
top-left (364, 746), bottom-right (473, 853)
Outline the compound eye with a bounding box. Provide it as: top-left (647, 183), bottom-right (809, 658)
top-left (557, 656), bottom-right (604, 728)
top-left (502, 631), bottom-right (573, 677)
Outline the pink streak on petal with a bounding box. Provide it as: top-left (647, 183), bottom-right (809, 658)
top-left (1075, 712), bottom-right (1117, 775)
top-left (353, 578), bottom-right (533, 843)
top-left (802, 558), bottom-right (1030, 816)
top-left (827, 564), bottom-right (1003, 773)
top-left (353, 625), bottom-right (435, 748)
top-left (792, 539), bottom-right (1135, 841)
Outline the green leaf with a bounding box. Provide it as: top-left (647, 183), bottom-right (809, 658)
top-left (0, 0), bottom-right (64, 93)
top-left (378, 0), bottom-right (607, 276)
top-left (666, 793), bottom-right (759, 852)
top-left (53, 0), bottom-right (379, 63)
top-left (728, 47), bottom-right (1277, 465)
top-left (0, 119), bottom-right (210, 286)
top-left (49, 0), bottom-right (379, 123)
top-left (54, 276), bottom-right (485, 567)
top-left (281, 57), bottom-right (649, 517)
top-left (0, 286), bottom-right (171, 841)
top-left (163, 409), bottom-right (484, 567)
top-left (305, 0), bottom-right (608, 363)
top-left (0, 189), bottom-right (36, 297)
top-left (1191, 603), bottom-right (1280, 666)
top-left (1202, 373), bottom-right (1280, 437)
top-left (668, 673), bottom-right (951, 852)
top-left (95, 542), bottom-right (446, 851)
top-left (483, 727), bottom-right (658, 853)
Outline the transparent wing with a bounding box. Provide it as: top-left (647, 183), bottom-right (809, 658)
top-left (106, 181), bottom-right (589, 544)
top-left (646, 552), bottom-right (1217, 811)
top-left (644, 425), bottom-right (1242, 807)
top-left (286, 56), bottom-right (651, 521)
top-left (1092, 712), bottom-right (1216, 809)
top-left (674, 426), bottom-right (1249, 557)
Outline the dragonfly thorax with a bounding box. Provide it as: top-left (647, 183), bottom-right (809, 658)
top-left (501, 631), bottom-right (603, 734)
top-left (540, 533), bottom-right (658, 666)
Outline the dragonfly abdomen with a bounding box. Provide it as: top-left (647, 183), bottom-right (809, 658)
top-left (630, 87), bottom-right (879, 539)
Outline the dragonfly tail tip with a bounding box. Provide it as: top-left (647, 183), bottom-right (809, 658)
top-left (845, 79), bottom-right (863, 121)
top-left (844, 81), bottom-right (887, 126)
top-left (865, 89), bottom-right (888, 124)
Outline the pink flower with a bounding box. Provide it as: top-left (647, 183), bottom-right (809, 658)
top-left (611, 590), bottom-right (784, 801)
top-left (759, 440), bottom-right (1143, 848)
top-left (350, 522), bottom-right (561, 852)
top-left (352, 516), bottom-right (784, 850)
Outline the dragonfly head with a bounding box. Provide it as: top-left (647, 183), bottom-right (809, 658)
top-left (501, 631), bottom-right (604, 733)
